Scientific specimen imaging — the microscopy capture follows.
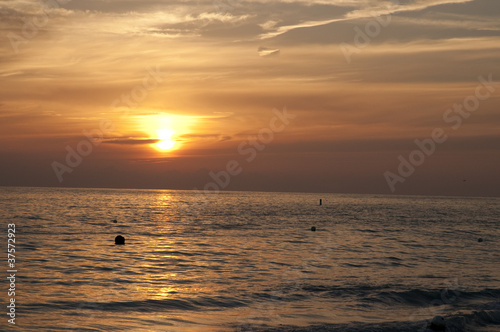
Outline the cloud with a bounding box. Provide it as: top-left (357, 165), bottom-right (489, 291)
top-left (179, 133), bottom-right (232, 142)
top-left (259, 0), bottom-right (478, 39)
top-left (103, 138), bottom-right (160, 145)
top-left (258, 47), bottom-right (280, 57)
top-left (0, 0), bottom-right (499, 196)
top-left (0, 0), bottom-right (486, 44)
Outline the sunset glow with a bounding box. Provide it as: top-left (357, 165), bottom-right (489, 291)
top-left (0, 0), bottom-right (498, 196)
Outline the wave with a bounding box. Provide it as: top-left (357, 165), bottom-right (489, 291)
top-left (13, 214), bottom-right (47, 220)
top-left (240, 303), bottom-right (500, 332)
top-left (367, 288), bottom-right (500, 307)
top-left (23, 296), bottom-right (248, 313)
top-left (272, 284), bottom-right (500, 308)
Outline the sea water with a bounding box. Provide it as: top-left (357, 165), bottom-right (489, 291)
top-left (0, 187), bottom-right (499, 331)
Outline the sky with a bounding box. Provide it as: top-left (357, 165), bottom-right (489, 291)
top-left (0, 0), bottom-right (499, 196)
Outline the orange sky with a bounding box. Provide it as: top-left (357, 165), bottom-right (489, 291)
top-left (1, 0), bottom-right (499, 196)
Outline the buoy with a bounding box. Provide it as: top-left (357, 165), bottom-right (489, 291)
top-left (115, 235), bottom-right (125, 245)
top-left (478, 238), bottom-right (483, 242)
top-left (311, 226), bottom-right (316, 232)
top-left (319, 199), bottom-right (322, 206)
top-left (428, 316), bottom-right (446, 331)
top-left (112, 219), bottom-right (118, 223)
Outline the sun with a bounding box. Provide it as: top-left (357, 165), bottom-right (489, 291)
top-left (139, 114), bottom-right (195, 153)
top-left (155, 129), bottom-right (176, 151)
top-left (156, 139), bottom-right (175, 150)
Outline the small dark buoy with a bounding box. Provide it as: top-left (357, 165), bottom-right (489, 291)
top-left (478, 238), bottom-right (483, 243)
top-left (115, 235), bottom-right (125, 245)
top-left (112, 219), bottom-right (118, 223)
top-left (319, 199), bottom-right (322, 206)
top-left (311, 226), bottom-right (316, 232)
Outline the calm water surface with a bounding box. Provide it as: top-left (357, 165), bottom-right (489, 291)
top-left (0, 187), bottom-right (499, 331)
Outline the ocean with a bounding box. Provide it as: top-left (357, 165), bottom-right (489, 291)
top-left (1, 187), bottom-right (499, 331)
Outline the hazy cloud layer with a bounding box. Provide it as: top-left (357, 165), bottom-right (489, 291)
top-left (0, 0), bottom-right (499, 195)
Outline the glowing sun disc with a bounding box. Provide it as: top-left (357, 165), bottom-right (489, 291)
top-left (156, 140), bottom-right (175, 151)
